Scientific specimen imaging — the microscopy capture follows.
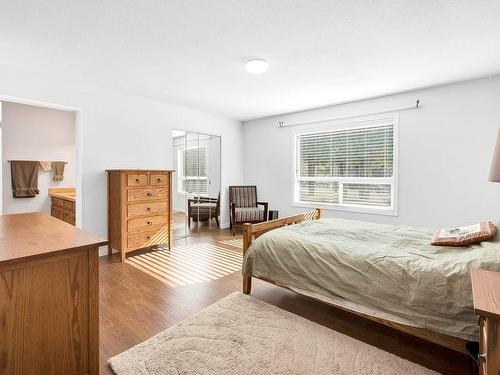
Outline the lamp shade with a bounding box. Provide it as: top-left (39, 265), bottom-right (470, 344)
top-left (489, 126), bottom-right (500, 182)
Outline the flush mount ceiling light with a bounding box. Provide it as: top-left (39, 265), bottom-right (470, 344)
top-left (244, 58), bottom-right (269, 74)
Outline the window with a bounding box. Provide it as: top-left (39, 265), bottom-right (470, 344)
top-left (178, 146), bottom-right (208, 195)
top-left (294, 116), bottom-right (397, 214)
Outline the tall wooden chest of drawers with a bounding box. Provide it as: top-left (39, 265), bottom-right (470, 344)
top-left (106, 169), bottom-right (174, 262)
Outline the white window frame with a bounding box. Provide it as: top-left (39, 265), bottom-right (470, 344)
top-left (292, 114), bottom-right (399, 216)
top-left (177, 145), bottom-right (209, 196)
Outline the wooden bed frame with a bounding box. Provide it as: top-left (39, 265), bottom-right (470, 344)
top-left (242, 209), bottom-right (467, 354)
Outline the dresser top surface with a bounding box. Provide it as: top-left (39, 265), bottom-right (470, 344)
top-left (49, 192), bottom-right (76, 202)
top-left (471, 268), bottom-right (500, 320)
top-left (49, 187), bottom-right (76, 202)
top-left (0, 212), bottom-right (107, 265)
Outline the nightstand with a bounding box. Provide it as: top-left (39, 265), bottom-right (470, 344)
top-left (471, 268), bottom-right (500, 375)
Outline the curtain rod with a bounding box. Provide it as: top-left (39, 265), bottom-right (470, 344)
top-left (278, 99), bottom-right (421, 128)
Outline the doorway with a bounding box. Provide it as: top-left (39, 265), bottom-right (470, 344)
top-left (0, 98), bottom-right (81, 227)
top-left (172, 130), bottom-right (221, 238)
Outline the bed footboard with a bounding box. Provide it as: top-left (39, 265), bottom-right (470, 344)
top-left (242, 208), bottom-right (322, 294)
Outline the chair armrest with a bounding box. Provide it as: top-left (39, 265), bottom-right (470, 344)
top-left (257, 201), bottom-right (269, 221)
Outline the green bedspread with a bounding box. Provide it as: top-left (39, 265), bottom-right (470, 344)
top-left (242, 218), bottom-right (500, 340)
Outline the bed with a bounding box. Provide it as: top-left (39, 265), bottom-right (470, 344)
top-left (241, 209), bottom-right (500, 353)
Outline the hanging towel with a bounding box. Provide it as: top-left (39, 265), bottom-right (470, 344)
top-left (38, 161), bottom-right (51, 172)
top-left (11, 161), bottom-right (40, 198)
top-left (51, 161), bottom-right (65, 181)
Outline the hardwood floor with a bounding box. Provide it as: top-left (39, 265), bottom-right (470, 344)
top-left (99, 229), bottom-right (469, 375)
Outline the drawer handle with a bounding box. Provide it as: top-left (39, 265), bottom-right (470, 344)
top-left (157, 178), bottom-right (161, 182)
top-left (146, 236), bottom-right (151, 240)
top-left (147, 221), bottom-right (152, 225)
top-left (136, 178), bottom-right (140, 183)
top-left (146, 207), bottom-right (151, 212)
top-left (147, 192), bottom-right (153, 196)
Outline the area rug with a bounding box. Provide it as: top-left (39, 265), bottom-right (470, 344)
top-left (108, 292), bottom-right (438, 375)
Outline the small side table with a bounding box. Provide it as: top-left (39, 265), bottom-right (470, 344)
top-left (471, 268), bottom-right (500, 375)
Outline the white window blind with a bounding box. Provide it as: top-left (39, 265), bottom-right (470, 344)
top-left (178, 147), bottom-right (208, 195)
top-left (294, 121), bottom-right (396, 212)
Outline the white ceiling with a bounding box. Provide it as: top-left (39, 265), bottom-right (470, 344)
top-left (1, 1), bottom-right (499, 121)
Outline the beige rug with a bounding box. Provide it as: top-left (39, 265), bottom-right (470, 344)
top-left (108, 292), bottom-right (438, 375)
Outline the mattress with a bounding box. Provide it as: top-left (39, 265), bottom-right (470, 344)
top-left (242, 218), bottom-right (500, 340)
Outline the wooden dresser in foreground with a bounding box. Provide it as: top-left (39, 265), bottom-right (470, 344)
top-left (106, 169), bottom-right (174, 262)
top-left (471, 268), bottom-right (500, 375)
top-left (0, 212), bottom-right (107, 375)
top-left (49, 187), bottom-right (76, 225)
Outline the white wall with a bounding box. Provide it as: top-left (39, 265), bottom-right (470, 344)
top-left (1, 101), bottom-right (76, 215)
top-left (243, 76), bottom-right (500, 228)
top-left (0, 65), bottom-right (243, 255)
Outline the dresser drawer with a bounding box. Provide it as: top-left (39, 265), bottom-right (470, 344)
top-left (127, 215), bottom-right (169, 232)
top-left (127, 174), bottom-right (148, 187)
top-left (63, 200), bottom-right (75, 212)
top-left (51, 197), bottom-right (65, 207)
top-left (127, 187), bottom-right (168, 202)
top-left (51, 206), bottom-right (75, 225)
top-left (127, 201), bottom-right (168, 217)
top-left (127, 230), bottom-right (159, 249)
top-left (51, 206), bottom-right (62, 219)
top-left (51, 197), bottom-right (75, 212)
top-left (150, 174), bottom-right (168, 186)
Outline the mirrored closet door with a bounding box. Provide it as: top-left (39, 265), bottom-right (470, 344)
top-left (172, 130), bottom-right (221, 239)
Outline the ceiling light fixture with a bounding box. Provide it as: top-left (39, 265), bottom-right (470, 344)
top-left (244, 58), bottom-right (269, 74)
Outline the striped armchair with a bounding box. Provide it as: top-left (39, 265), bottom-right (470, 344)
top-left (229, 186), bottom-right (268, 235)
